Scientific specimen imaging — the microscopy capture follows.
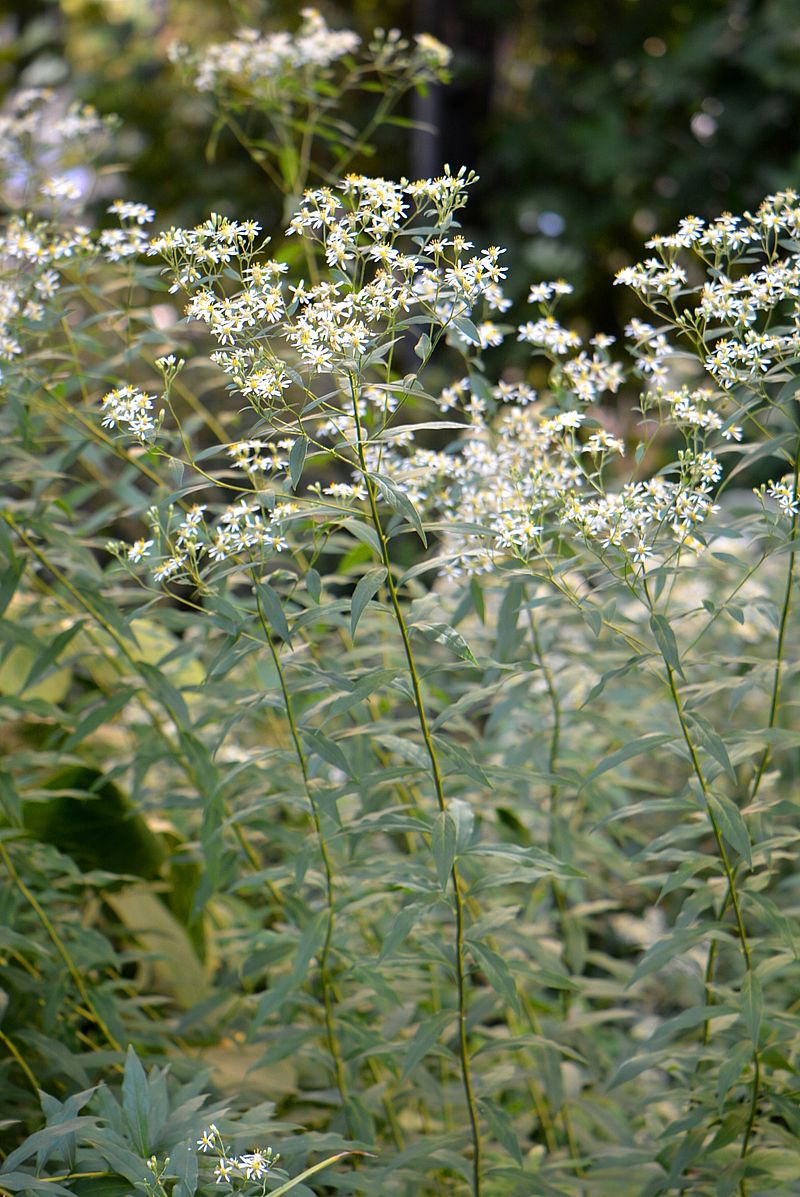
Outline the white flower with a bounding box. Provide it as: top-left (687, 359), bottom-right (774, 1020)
top-left (127, 539), bottom-right (153, 563)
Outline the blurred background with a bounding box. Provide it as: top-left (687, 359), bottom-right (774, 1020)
top-left (3, 0), bottom-right (800, 332)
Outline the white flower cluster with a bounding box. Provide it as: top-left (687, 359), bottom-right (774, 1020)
top-left (100, 385), bottom-right (159, 441)
top-left (150, 213), bottom-right (269, 293)
top-left (0, 211), bottom-right (96, 367)
top-left (194, 1125), bottom-right (280, 1187)
top-left (624, 319), bottom-right (674, 382)
top-left (562, 451), bottom-right (722, 561)
top-left (645, 385), bottom-right (742, 441)
top-left (171, 8), bottom-right (361, 93)
top-left (517, 315), bottom-right (581, 356)
top-left (171, 8), bottom-right (450, 99)
top-left (756, 475), bottom-right (799, 519)
top-left (152, 169), bottom-right (506, 417)
top-left (0, 88), bottom-right (112, 196)
top-left (145, 499), bottom-right (295, 581)
top-left (616, 190), bottom-right (800, 394)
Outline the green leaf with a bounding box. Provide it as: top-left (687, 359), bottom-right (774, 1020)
top-left (265, 1152), bottom-right (354, 1196)
top-left (452, 316), bottom-right (481, 344)
top-left (741, 971), bottom-right (762, 1047)
top-left (23, 622), bottom-right (83, 691)
top-left (447, 798), bottom-right (475, 853)
top-left (170, 1136), bottom-right (199, 1197)
top-left (582, 732), bottom-right (674, 787)
top-left (495, 581), bottom-right (523, 661)
top-left (411, 621), bottom-right (478, 664)
top-left (121, 1046), bottom-right (151, 1156)
top-left (373, 474), bottom-right (427, 545)
top-left (581, 655), bottom-right (648, 707)
top-left (306, 567), bottom-right (321, 602)
top-left (431, 810), bottom-right (456, 888)
top-left (256, 579), bottom-right (292, 645)
top-left (477, 1098), bottom-right (523, 1166)
top-left (62, 689), bottom-right (135, 751)
top-left (414, 331), bottom-right (432, 360)
top-left (650, 612), bottom-right (684, 678)
top-left (468, 940), bottom-right (522, 1016)
top-left (379, 902), bottom-right (424, 962)
top-left (350, 567), bottom-right (387, 638)
top-left (470, 576), bottom-right (485, 623)
top-left (289, 436), bottom-right (307, 490)
top-left (687, 712), bottom-right (736, 782)
top-left (401, 1010), bottom-right (453, 1080)
top-left (0, 556), bottom-right (23, 618)
top-left (609, 1050), bottom-right (671, 1089)
top-left (629, 928), bottom-right (708, 985)
top-left (136, 661), bottom-right (190, 729)
top-left (301, 727), bottom-right (352, 778)
top-left (708, 792), bottom-right (752, 867)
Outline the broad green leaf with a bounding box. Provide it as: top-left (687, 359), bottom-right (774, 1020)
top-left (121, 1046), bottom-right (151, 1156)
top-left (687, 712), bottom-right (736, 782)
top-left (414, 331), bottom-right (431, 360)
top-left (452, 316), bottom-right (481, 344)
top-left (62, 689), bottom-right (135, 751)
top-left (0, 557), bottom-right (23, 618)
top-left (447, 797), bottom-right (475, 853)
top-left (136, 661), bottom-right (190, 729)
top-left (22, 621), bottom-right (83, 691)
top-left (305, 567), bottom-right (321, 602)
top-left (582, 655), bottom-right (648, 707)
top-left (629, 928), bottom-right (709, 985)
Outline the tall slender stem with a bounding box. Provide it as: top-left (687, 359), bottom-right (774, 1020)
top-left (654, 627), bottom-right (759, 1195)
top-left (750, 442), bottom-right (800, 801)
top-left (348, 375), bottom-right (482, 1195)
top-left (253, 591), bottom-right (350, 1122)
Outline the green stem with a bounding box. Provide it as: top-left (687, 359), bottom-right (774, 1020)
top-left (253, 590), bottom-right (350, 1124)
top-left (656, 641), bottom-right (759, 1195)
top-left (348, 374), bottom-right (482, 1195)
top-left (0, 1026), bottom-right (41, 1095)
top-left (0, 842), bottom-right (122, 1052)
top-left (749, 441), bottom-right (800, 801)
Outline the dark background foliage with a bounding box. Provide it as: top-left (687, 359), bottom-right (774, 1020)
top-left (4, 0), bottom-right (800, 331)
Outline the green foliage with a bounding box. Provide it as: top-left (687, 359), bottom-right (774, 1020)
top-left (1, 9), bottom-right (800, 1197)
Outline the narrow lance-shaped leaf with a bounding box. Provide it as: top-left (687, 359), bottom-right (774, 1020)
top-left (707, 791), bottom-right (752, 868)
top-left (650, 612), bottom-right (684, 679)
top-left (431, 810), bottom-right (456, 889)
top-left (741, 970), bottom-right (762, 1047)
top-left (256, 579), bottom-right (292, 645)
top-left (288, 435), bottom-right (307, 490)
top-left (373, 473), bottom-right (427, 545)
top-left (350, 567), bottom-right (386, 638)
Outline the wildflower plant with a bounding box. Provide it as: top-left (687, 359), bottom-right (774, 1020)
top-left (1, 9), bottom-right (800, 1197)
